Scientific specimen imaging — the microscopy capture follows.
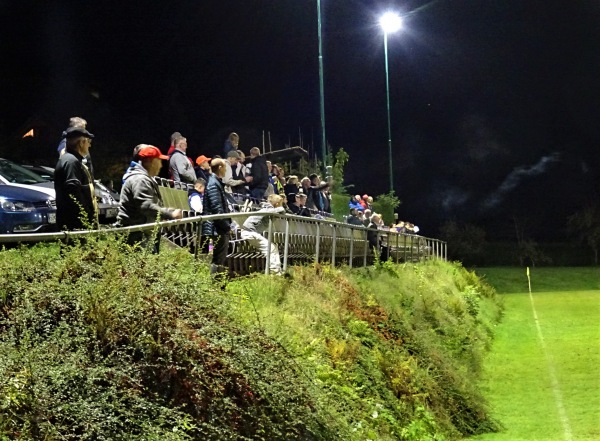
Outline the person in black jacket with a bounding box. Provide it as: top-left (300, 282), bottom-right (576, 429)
top-left (54, 127), bottom-right (98, 231)
top-left (202, 158), bottom-right (232, 275)
top-left (247, 147), bottom-right (268, 201)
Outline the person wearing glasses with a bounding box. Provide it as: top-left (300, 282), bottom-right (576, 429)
top-left (54, 126), bottom-right (98, 231)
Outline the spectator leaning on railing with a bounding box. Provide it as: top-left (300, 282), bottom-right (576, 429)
top-left (117, 145), bottom-right (182, 252)
top-left (240, 194), bottom-right (285, 275)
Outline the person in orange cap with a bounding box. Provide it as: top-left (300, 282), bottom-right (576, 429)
top-left (194, 154), bottom-right (212, 182)
top-left (117, 144), bottom-right (182, 252)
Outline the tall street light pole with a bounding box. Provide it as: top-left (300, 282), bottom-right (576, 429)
top-left (379, 12), bottom-right (402, 194)
top-left (317, 0), bottom-right (327, 169)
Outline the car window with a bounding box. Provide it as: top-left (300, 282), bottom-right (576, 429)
top-left (0, 159), bottom-right (47, 184)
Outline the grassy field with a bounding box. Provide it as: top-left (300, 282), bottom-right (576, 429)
top-left (468, 267), bottom-right (600, 441)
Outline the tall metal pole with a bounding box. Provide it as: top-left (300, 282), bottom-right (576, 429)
top-left (384, 31), bottom-right (393, 193)
top-left (317, 0), bottom-right (327, 168)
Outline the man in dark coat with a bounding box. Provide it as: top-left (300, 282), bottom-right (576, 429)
top-left (202, 158), bottom-right (232, 275)
top-left (54, 127), bottom-right (98, 231)
top-left (247, 147), bottom-right (268, 201)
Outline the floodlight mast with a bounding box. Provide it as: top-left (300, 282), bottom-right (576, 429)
top-left (379, 12), bottom-right (402, 193)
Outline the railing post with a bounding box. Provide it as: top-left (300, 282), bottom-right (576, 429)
top-left (266, 217), bottom-right (273, 275)
top-left (331, 224), bottom-right (336, 267)
top-left (395, 230), bottom-right (399, 263)
top-left (315, 222), bottom-right (321, 264)
top-left (283, 217), bottom-right (290, 272)
top-left (410, 235), bottom-right (414, 262)
top-left (349, 227), bottom-right (354, 269)
top-left (194, 220), bottom-right (202, 259)
top-left (363, 229), bottom-right (368, 267)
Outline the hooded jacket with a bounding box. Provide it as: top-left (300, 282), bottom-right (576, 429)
top-left (117, 162), bottom-right (175, 227)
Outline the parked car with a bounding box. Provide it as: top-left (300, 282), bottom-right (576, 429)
top-left (0, 158), bottom-right (55, 196)
top-left (7, 160), bottom-right (120, 224)
top-left (0, 183), bottom-right (57, 234)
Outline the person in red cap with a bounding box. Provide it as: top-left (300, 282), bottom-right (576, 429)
top-left (117, 144), bottom-right (182, 252)
top-left (194, 154), bottom-right (212, 182)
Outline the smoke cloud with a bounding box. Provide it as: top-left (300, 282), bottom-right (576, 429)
top-left (482, 152), bottom-right (561, 210)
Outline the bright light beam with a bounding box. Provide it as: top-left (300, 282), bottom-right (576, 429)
top-left (379, 12), bottom-right (402, 34)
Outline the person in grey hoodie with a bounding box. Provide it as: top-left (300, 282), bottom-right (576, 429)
top-left (118, 145), bottom-right (182, 251)
top-left (240, 194), bottom-right (285, 274)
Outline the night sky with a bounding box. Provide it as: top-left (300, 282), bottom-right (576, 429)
top-left (1, 0), bottom-right (599, 240)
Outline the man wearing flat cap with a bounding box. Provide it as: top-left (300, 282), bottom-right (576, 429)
top-left (118, 145), bottom-right (183, 252)
top-left (222, 150), bottom-right (248, 194)
top-left (54, 126), bottom-right (98, 231)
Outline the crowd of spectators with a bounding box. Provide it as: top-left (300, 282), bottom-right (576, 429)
top-left (53, 119), bottom-right (421, 275)
top-left (163, 131), bottom-right (333, 219)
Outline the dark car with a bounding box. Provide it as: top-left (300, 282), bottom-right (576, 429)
top-left (0, 184), bottom-right (57, 234)
top-left (18, 162), bottom-right (120, 224)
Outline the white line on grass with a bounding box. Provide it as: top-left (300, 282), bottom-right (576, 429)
top-left (527, 269), bottom-right (573, 441)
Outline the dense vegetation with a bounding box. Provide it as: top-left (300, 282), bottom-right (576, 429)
top-left (0, 235), bottom-right (502, 440)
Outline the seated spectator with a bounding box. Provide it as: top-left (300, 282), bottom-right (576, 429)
top-left (349, 195), bottom-right (364, 211)
top-left (366, 195), bottom-right (373, 211)
top-left (240, 194), bottom-right (286, 275)
top-left (358, 194), bottom-right (371, 210)
top-left (363, 209), bottom-right (372, 227)
top-left (188, 178), bottom-right (206, 212)
top-left (346, 208), bottom-right (363, 226)
top-left (394, 220), bottom-right (407, 234)
top-left (289, 193), bottom-right (311, 217)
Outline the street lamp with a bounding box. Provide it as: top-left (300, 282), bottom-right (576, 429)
top-left (379, 12), bottom-right (402, 193)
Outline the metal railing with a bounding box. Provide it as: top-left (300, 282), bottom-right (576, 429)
top-left (0, 211), bottom-right (447, 276)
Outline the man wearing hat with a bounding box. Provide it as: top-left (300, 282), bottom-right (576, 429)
top-left (222, 150), bottom-right (248, 194)
top-left (194, 154), bottom-right (211, 182)
top-left (54, 126), bottom-right (98, 231)
top-left (118, 145), bottom-right (183, 251)
top-left (289, 193), bottom-right (311, 217)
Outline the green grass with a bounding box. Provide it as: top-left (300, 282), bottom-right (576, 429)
top-left (468, 268), bottom-right (600, 441)
top-left (475, 267), bottom-right (600, 293)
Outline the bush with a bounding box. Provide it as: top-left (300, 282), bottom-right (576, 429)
top-left (0, 238), bottom-right (344, 440)
top-left (0, 235), bottom-right (502, 440)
